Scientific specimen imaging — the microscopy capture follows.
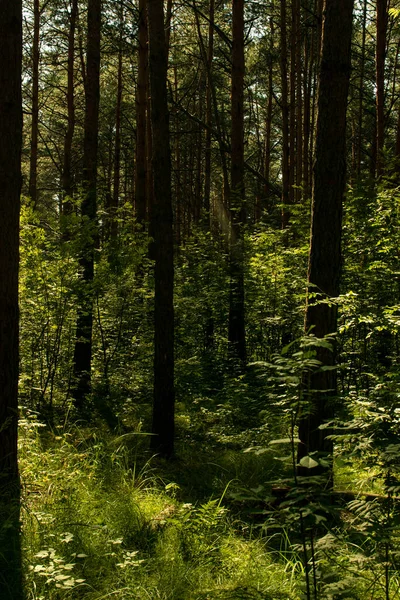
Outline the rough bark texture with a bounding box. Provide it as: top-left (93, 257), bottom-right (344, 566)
top-left (62, 0), bottom-right (78, 214)
top-left (263, 17), bottom-right (274, 213)
top-left (111, 0), bottom-right (123, 241)
top-left (228, 0), bottom-right (246, 365)
top-left (0, 0), bottom-right (23, 595)
top-left (204, 0), bottom-right (215, 223)
top-left (135, 0), bottom-right (148, 224)
top-left (356, 0), bottom-right (367, 179)
top-left (29, 0), bottom-right (40, 206)
top-left (147, 0), bottom-right (175, 457)
top-left (298, 0), bottom-right (354, 476)
top-left (376, 0), bottom-right (388, 177)
top-left (73, 0), bottom-right (101, 410)
top-left (280, 0), bottom-right (290, 226)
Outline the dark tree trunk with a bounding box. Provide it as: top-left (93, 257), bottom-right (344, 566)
top-left (280, 0), bottom-right (290, 227)
top-left (165, 0), bottom-right (173, 60)
top-left (295, 0), bottom-right (303, 202)
top-left (204, 0), bottom-right (215, 225)
top-left (62, 0), bottom-right (78, 217)
top-left (135, 0), bottom-right (148, 225)
top-left (73, 0), bottom-right (101, 410)
top-left (263, 17), bottom-right (274, 213)
top-left (297, 0), bottom-right (354, 479)
top-left (0, 1), bottom-right (23, 596)
top-left (111, 0), bottom-right (123, 241)
top-left (29, 0), bottom-right (40, 206)
top-left (356, 0), bottom-right (367, 179)
top-left (376, 0), bottom-right (388, 177)
top-left (147, 0), bottom-right (175, 457)
top-left (228, 0), bottom-right (246, 365)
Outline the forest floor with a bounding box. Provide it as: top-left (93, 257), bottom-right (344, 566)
top-left (20, 406), bottom-right (400, 600)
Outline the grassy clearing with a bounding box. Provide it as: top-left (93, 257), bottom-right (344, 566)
top-left (19, 410), bottom-right (400, 600)
top-left (20, 413), bottom-right (300, 600)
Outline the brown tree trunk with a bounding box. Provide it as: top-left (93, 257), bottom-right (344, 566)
top-left (263, 16), bottom-right (274, 213)
top-left (356, 0), bottom-right (367, 179)
top-left (29, 0), bottom-right (40, 206)
top-left (73, 0), bottom-right (101, 410)
top-left (376, 0), bottom-right (388, 177)
top-left (62, 0), bottom-right (78, 217)
top-left (289, 0), bottom-right (296, 207)
top-left (280, 0), bottom-right (290, 228)
top-left (111, 0), bottom-right (123, 241)
top-left (204, 0), bottom-right (215, 225)
top-left (298, 0), bottom-right (354, 479)
top-left (295, 0), bottom-right (303, 202)
top-left (228, 0), bottom-right (246, 364)
top-left (147, 0), bottom-right (175, 457)
top-left (0, 1), bottom-right (23, 595)
top-left (135, 0), bottom-right (148, 225)
top-left (165, 0), bottom-right (173, 60)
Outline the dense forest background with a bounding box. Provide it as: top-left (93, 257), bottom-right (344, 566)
top-left (2, 0), bottom-right (400, 598)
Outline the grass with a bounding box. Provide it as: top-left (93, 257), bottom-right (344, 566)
top-left (18, 408), bottom-right (400, 600)
top-left (19, 412), bottom-right (300, 600)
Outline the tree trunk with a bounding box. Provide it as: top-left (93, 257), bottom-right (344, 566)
top-left (263, 17), bottom-right (274, 213)
top-left (111, 0), bottom-right (123, 242)
top-left (280, 0), bottom-right (290, 228)
top-left (298, 0), bottom-right (354, 479)
top-left (62, 0), bottom-right (78, 217)
top-left (228, 0), bottom-right (246, 365)
top-left (295, 0), bottom-right (303, 202)
top-left (289, 0), bottom-right (296, 207)
top-left (0, 1), bottom-right (23, 595)
top-left (147, 0), bottom-right (175, 457)
top-left (356, 0), bottom-right (367, 179)
top-left (376, 0), bottom-right (388, 177)
top-left (135, 0), bottom-right (148, 225)
top-left (204, 0), bottom-right (215, 226)
top-left (29, 0), bottom-right (40, 206)
top-left (73, 0), bottom-right (101, 410)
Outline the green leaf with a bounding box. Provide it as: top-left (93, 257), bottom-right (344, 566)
top-left (270, 438), bottom-right (300, 445)
top-left (299, 456), bottom-right (319, 469)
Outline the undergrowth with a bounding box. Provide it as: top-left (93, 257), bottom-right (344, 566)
top-left (20, 411), bottom-right (298, 600)
top-left (19, 403), bottom-right (400, 600)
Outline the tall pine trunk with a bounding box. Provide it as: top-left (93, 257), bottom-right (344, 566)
top-left (0, 0), bottom-right (23, 595)
top-left (376, 0), bottom-right (388, 176)
top-left (280, 0), bottom-right (290, 228)
top-left (228, 0), bottom-right (246, 365)
top-left (111, 0), bottom-right (123, 242)
top-left (204, 0), bottom-right (215, 225)
top-left (29, 0), bottom-right (40, 206)
top-left (147, 0), bottom-right (175, 457)
top-left (298, 0), bottom-right (354, 479)
top-left (62, 0), bottom-right (78, 216)
top-left (73, 0), bottom-right (101, 410)
top-left (135, 0), bottom-right (148, 225)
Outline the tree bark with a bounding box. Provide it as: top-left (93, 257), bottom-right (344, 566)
top-left (298, 0), bottom-right (354, 479)
top-left (228, 0), bottom-right (246, 365)
top-left (356, 0), bottom-right (367, 179)
top-left (263, 16), bottom-right (274, 214)
top-left (0, 0), bottom-right (23, 595)
top-left (111, 0), bottom-right (123, 241)
top-left (280, 0), bottom-right (290, 228)
top-left (62, 0), bottom-right (78, 217)
top-left (376, 0), bottom-right (388, 176)
top-left (147, 0), bottom-right (175, 457)
top-left (29, 0), bottom-right (40, 206)
top-left (73, 0), bottom-right (101, 410)
top-left (135, 0), bottom-right (148, 225)
top-left (204, 0), bottom-right (215, 225)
